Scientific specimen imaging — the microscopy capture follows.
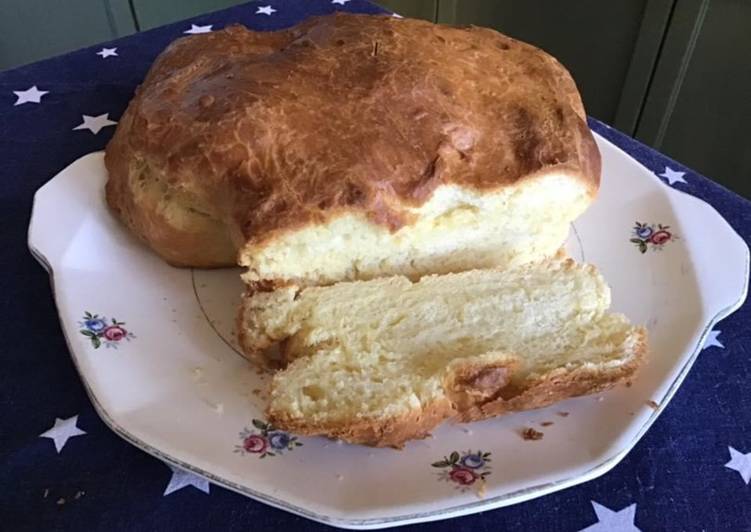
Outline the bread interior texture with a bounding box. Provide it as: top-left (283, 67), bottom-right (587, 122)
top-left (240, 175), bottom-right (591, 285)
top-left (242, 260), bottom-right (642, 440)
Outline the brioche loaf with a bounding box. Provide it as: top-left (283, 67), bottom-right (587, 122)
top-left (103, 13), bottom-right (639, 447)
top-left (105, 13), bottom-right (600, 285)
top-left (238, 259), bottom-right (645, 446)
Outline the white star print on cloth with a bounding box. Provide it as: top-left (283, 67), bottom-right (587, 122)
top-left (96, 47), bottom-right (118, 59)
top-left (184, 24), bottom-right (213, 34)
top-left (580, 502), bottom-right (640, 532)
top-left (725, 446), bottom-right (751, 484)
top-left (658, 166), bottom-right (687, 185)
top-left (73, 113), bottom-right (117, 134)
top-left (13, 86), bottom-right (48, 106)
top-left (702, 329), bottom-right (724, 350)
top-left (39, 415), bottom-right (86, 453)
top-left (164, 464), bottom-right (211, 495)
top-left (256, 5), bottom-right (277, 15)
top-left (332, 0), bottom-right (351, 5)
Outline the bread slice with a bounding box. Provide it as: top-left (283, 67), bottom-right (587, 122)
top-left (239, 259), bottom-right (646, 447)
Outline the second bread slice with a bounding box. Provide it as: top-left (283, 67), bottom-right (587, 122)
top-left (240, 259), bottom-right (646, 447)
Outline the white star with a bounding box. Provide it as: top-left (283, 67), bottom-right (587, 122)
top-left (331, 0), bottom-right (350, 5)
top-left (256, 5), bottom-right (276, 15)
top-left (658, 166), bottom-right (687, 185)
top-left (184, 24), bottom-right (213, 34)
top-left (164, 464), bottom-right (211, 495)
top-left (39, 415), bottom-right (86, 453)
top-left (96, 47), bottom-right (118, 59)
top-left (580, 502), bottom-right (640, 532)
top-left (702, 329), bottom-right (724, 350)
top-left (73, 113), bottom-right (117, 135)
top-left (725, 446), bottom-right (751, 484)
top-left (13, 85), bottom-right (49, 106)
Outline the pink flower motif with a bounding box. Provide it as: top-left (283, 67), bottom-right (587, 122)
top-left (102, 325), bottom-right (127, 341)
top-left (449, 466), bottom-right (477, 485)
top-left (243, 434), bottom-right (268, 454)
top-left (650, 230), bottom-right (672, 245)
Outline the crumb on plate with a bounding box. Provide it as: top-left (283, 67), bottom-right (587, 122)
top-left (521, 427), bottom-right (544, 441)
top-left (476, 479), bottom-right (487, 499)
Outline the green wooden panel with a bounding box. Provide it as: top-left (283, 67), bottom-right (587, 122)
top-left (374, 0), bottom-right (437, 22)
top-left (131, 0), bottom-right (245, 30)
top-left (613, 0), bottom-right (675, 134)
top-left (637, 0), bottom-right (751, 197)
top-left (0, 0), bottom-right (136, 71)
top-left (436, 0), bottom-right (650, 125)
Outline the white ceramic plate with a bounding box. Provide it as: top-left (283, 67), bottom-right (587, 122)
top-left (28, 134), bottom-right (749, 529)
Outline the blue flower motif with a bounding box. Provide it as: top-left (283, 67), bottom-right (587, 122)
top-left (84, 318), bottom-right (107, 332)
top-left (635, 225), bottom-right (653, 239)
top-left (460, 453), bottom-right (485, 469)
top-left (268, 432), bottom-right (291, 450)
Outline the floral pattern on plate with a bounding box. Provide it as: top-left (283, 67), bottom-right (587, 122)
top-left (432, 450), bottom-right (491, 490)
top-left (631, 222), bottom-right (678, 253)
top-left (235, 419), bottom-right (302, 458)
top-left (78, 311), bottom-right (135, 349)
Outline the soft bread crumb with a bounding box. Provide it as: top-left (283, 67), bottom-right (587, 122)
top-left (242, 258), bottom-right (624, 368)
top-left (241, 179), bottom-right (592, 286)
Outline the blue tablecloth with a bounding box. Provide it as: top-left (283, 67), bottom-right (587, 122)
top-left (2, 1), bottom-right (750, 530)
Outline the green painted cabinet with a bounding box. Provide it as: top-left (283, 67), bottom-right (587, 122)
top-left (0, 0), bottom-right (135, 71)
top-left (636, 0), bottom-right (751, 197)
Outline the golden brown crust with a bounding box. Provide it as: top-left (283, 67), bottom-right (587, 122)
top-left (267, 329), bottom-right (647, 447)
top-left (267, 397), bottom-right (454, 449)
top-left (105, 13), bottom-right (600, 268)
top-left (456, 328), bottom-right (648, 422)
